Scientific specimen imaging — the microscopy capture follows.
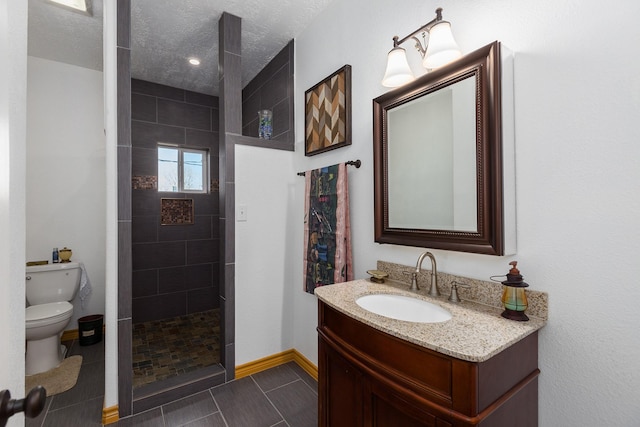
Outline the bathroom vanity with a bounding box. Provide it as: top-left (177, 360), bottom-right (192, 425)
top-left (315, 279), bottom-right (545, 427)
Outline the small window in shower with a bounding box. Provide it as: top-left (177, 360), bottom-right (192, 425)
top-left (157, 145), bottom-right (209, 193)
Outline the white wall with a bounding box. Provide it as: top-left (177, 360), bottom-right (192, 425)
top-left (235, 144), bottom-right (296, 364)
top-left (26, 57), bottom-right (106, 330)
top-left (287, 0), bottom-right (640, 425)
top-left (0, 0), bottom-right (27, 425)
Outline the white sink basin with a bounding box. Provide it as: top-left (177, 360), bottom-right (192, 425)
top-left (356, 294), bottom-right (452, 323)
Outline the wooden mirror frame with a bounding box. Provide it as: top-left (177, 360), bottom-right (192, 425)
top-left (373, 41), bottom-right (505, 255)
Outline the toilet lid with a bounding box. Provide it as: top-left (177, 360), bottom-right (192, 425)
top-left (26, 301), bottom-right (73, 322)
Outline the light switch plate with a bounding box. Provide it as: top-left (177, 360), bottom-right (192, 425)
top-left (237, 204), bottom-right (247, 221)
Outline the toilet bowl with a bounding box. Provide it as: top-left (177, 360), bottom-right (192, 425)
top-left (25, 302), bottom-right (73, 375)
top-left (25, 262), bottom-right (81, 376)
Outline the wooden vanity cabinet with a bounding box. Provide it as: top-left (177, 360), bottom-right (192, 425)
top-left (317, 301), bottom-right (539, 427)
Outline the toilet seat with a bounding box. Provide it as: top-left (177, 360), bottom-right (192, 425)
top-left (26, 302), bottom-right (73, 328)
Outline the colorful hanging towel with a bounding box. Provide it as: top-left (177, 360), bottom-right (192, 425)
top-left (303, 163), bottom-right (353, 294)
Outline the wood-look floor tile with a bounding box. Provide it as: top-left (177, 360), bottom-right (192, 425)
top-left (162, 390), bottom-right (218, 427)
top-left (266, 379), bottom-right (318, 427)
top-left (252, 364), bottom-right (299, 392)
top-left (48, 359), bottom-right (104, 410)
top-left (180, 412), bottom-right (226, 427)
top-left (211, 377), bottom-right (283, 426)
top-left (113, 407), bottom-right (164, 427)
top-left (42, 396), bottom-right (103, 427)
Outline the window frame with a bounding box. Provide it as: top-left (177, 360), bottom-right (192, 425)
top-left (157, 144), bottom-right (210, 194)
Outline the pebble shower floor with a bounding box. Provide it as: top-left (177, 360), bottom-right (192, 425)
top-left (132, 309), bottom-right (220, 388)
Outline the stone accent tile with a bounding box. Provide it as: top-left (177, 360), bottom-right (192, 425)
top-left (132, 175), bottom-right (157, 190)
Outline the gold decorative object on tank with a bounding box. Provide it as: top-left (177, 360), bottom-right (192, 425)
top-left (59, 247), bottom-right (72, 263)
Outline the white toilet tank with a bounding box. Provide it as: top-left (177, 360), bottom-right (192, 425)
top-left (25, 262), bottom-right (81, 306)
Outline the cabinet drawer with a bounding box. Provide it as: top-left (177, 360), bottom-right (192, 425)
top-left (320, 303), bottom-right (453, 404)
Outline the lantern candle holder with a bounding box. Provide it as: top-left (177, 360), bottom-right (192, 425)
top-left (499, 261), bottom-right (529, 321)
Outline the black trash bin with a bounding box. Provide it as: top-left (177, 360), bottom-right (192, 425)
top-left (78, 314), bottom-right (103, 346)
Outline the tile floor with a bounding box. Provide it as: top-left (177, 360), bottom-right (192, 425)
top-left (132, 310), bottom-right (220, 388)
top-left (25, 338), bottom-right (318, 427)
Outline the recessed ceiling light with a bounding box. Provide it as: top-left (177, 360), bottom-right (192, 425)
top-left (188, 58), bottom-right (201, 66)
top-left (47, 0), bottom-right (92, 15)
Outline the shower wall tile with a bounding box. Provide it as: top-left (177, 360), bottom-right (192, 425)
top-left (186, 263), bottom-right (213, 290)
top-left (118, 318), bottom-right (133, 417)
top-left (211, 216), bottom-right (220, 239)
top-left (241, 40), bottom-right (294, 146)
top-left (273, 98), bottom-right (290, 137)
top-left (223, 183), bottom-right (235, 264)
top-left (118, 146), bottom-right (132, 221)
top-left (157, 99), bottom-right (211, 131)
top-left (187, 239), bottom-right (218, 265)
top-left (219, 12), bottom-right (241, 55)
top-left (133, 293), bottom-right (187, 323)
top-left (186, 216), bottom-right (213, 240)
top-left (158, 266), bottom-right (186, 294)
top-left (242, 90), bottom-right (260, 129)
top-left (117, 48), bottom-right (131, 147)
top-left (261, 65), bottom-right (289, 107)
top-left (132, 216), bottom-right (157, 243)
top-left (118, 221), bottom-right (132, 319)
top-left (131, 93), bottom-right (157, 122)
top-left (132, 78), bottom-right (184, 101)
top-left (186, 90), bottom-right (218, 108)
top-left (116, 0), bottom-right (130, 48)
top-left (211, 110), bottom-right (220, 133)
top-left (131, 79), bottom-right (220, 323)
top-left (192, 193), bottom-right (216, 215)
top-left (132, 269), bottom-right (158, 298)
top-left (220, 54), bottom-right (242, 134)
top-left (243, 41), bottom-right (290, 99)
top-left (186, 129), bottom-right (217, 150)
top-left (187, 287), bottom-right (216, 314)
top-left (132, 241), bottom-right (186, 270)
top-left (132, 121), bottom-right (185, 149)
top-left (223, 344), bottom-right (234, 380)
top-left (132, 189), bottom-right (163, 216)
top-left (132, 147), bottom-right (157, 176)
top-left (158, 223), bottom-right (188, 242)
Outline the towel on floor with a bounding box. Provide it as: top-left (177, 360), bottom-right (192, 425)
top-left (303, 163), bottom-right (353, 294)
top-left (78, 263), bottom-right (92, 308)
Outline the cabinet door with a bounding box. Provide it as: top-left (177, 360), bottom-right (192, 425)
top-left (366, 380), bottom-right (452, 427)
top-left (319, 337), bottom-right (363, 427)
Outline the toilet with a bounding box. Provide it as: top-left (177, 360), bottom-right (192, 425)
top-left (25, 262), bottom-right (81, 375)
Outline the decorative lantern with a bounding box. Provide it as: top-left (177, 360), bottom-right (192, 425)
top-left (500, 261), bottom-right (529, 321)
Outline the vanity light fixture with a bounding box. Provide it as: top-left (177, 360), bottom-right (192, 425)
top-left (46, 0), bottom-right (92, 16)
top-left (188, 58), bottom-right (201, 66)
top-left (381, 7), bottom-right (462, 87)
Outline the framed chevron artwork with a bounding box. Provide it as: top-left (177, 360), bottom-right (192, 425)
top-left (304, 65), bottom-right (352, 156)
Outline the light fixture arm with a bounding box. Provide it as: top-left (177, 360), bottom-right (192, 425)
top-left (391, 7), bottom-right (444, 55)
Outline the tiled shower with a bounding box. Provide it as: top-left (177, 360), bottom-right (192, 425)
top-left (130, 78), bottom-right (222, 388)
top-left (117, 0), bottom-right (294, 417)
top-left (122, 31), bottom-right (295, 411)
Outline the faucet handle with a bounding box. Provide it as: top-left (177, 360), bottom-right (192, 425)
top-left (448, 281), bottom-right (471, 303)
top-left (402, 270), bottom-right (419, 291)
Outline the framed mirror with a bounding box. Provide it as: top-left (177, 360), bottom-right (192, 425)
top-left (374, 41), bottom-right (510, 255)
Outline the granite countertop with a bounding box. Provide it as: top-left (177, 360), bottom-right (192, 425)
top-left (314, 279), bottom-right (546, 363)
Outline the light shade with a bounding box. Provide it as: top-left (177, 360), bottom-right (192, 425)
top-left (47, 0), bottom-right (92, 15)
top-left (422, 21), bottom-right (462, 69)
top-left (382, 47), bottom-right (415, 88)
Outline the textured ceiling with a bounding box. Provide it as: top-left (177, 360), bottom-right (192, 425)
top-left (28, 0), bottom-right (334, 95)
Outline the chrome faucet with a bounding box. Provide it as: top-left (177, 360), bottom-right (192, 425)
top-left (415, 251), bottom-right (439, 297)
